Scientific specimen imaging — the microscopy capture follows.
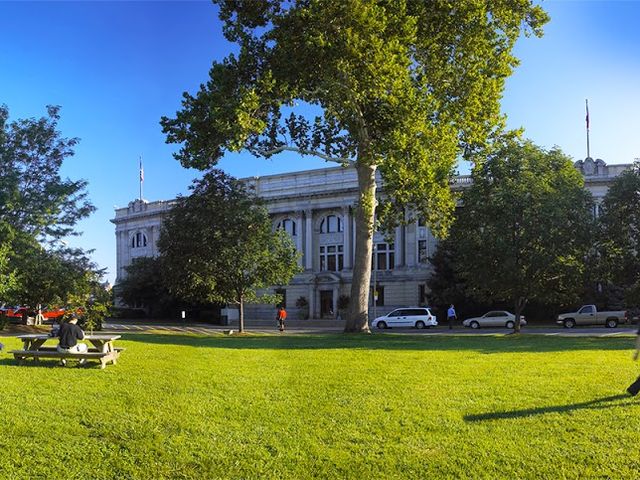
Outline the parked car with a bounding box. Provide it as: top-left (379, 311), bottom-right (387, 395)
top-left (556, 304), bottom-right (627, 328)
top-left (371, 307), bottom-right (438, 329)
top-left (6, 306), bottom-right (30, 318)
top-left (462, 311), bottom-right (526, 329)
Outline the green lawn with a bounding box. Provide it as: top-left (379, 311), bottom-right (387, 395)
top-left (1, 333), bottom-right (640, 479)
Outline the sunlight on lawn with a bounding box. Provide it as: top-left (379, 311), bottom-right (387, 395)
top-left (1, 333), bottom-right (639, 479)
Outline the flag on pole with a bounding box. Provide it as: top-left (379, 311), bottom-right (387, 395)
top-left (585, 99), bottom-right (590, 130)
top-left (139, 158), bottom-right (144, 182)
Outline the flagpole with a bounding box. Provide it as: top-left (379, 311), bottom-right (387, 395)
top-left (585, 99), bottom-right (590, 158)
top-left (139, 155), bottom-right (144, 201)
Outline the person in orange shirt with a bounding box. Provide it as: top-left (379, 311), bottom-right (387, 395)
top-left (276, 306), bottom-right (287, 332)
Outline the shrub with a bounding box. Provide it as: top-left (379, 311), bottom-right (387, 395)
top-left (295, 296), bottom-right (309, 320)
top-left (337, 295), bottom-right (350, 311)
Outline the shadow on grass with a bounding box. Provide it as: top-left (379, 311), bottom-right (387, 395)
top-left (465, 393), bottom-right (633, 422)
top-left (0, 357), bottom-right (104, 369)
top-left (118, 332), bottom-right (634, 353)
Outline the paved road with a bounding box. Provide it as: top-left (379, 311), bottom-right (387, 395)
top-left (103, 322), bottom-right (637, 337)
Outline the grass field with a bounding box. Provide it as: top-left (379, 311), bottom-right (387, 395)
top-left (1, 332), bottom-right (640, 479)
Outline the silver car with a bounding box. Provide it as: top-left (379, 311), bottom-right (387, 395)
top-left (462, 311), bottom-right (526, 329)
top-left (371, 307), bottom-right (438, 329)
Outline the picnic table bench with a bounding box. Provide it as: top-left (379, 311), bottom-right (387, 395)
top-left (11, 334), bottom-right (123, 369)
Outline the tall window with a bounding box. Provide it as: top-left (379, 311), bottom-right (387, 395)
top-left (320, 214), bottom-right (343, 233)
top-left (372, 243), bottom-right (395, 270)
top-left (131, 232), bottom-right (147, 248)
top-left (319, 245), bottom-right (344, 271)
top-left (418, 240), bottom-right (428, 264)
top-left (277, 218), bottom-right (296, 236)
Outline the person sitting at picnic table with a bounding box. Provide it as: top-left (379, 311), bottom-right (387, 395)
top-left (57, 313), bottom-right (87, 365)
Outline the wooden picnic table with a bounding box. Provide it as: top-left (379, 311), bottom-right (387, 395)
top-left (12, 334), bottom-right (123, 369)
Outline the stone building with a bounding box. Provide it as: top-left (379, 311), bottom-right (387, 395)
top-left (111, 157), bottom-right (630, 319)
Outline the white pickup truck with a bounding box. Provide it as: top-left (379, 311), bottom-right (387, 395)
top-left (557, 305), bottom-right (627, 328)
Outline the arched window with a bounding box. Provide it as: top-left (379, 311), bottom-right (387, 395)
top-left (277, 218), bottom-right (297, 236)
top-left (320, 214), bottom-right (343, 233)
top-left (131, 232), bottom-right (148, 248)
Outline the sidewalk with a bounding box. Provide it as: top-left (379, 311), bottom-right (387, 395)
top-left (103, 317), bottom-right (345, 334)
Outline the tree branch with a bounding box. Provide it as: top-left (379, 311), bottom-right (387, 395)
top-left (254, 146), bottom-right (355, 167)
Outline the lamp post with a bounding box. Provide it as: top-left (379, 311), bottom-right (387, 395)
top-left (373, 243), bottom-right (377, 321)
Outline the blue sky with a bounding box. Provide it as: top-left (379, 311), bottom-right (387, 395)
top-left (1, 1), bottom-right (639, 285)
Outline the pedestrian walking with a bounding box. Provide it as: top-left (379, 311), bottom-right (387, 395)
top-left (626, 324), bottom-right (640, 396)
top-left (276, 306), bottom-right (287, 332)
top-left (447, 304), bottom-right (457, 330)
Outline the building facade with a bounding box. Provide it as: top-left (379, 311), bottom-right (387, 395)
top-left (111, 157), bottom-right (630, 319)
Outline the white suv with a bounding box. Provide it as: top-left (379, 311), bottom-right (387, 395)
top-left (371, 308), bottom-right (438, 329)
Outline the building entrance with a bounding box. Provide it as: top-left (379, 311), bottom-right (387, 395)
top-left (320, 290), bottom-right (334, 318)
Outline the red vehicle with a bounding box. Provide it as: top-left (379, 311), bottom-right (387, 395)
top-left (5, 306), bottom-right (66, 320)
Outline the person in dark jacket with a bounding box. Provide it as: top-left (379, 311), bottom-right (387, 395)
top-left (57, 314), bottom-right (87, 365)
top-left (626, 324), bottom-right (640, 395)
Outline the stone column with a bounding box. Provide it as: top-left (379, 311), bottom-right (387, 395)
top-left (342, 205), bottom-right (351, 269)
top-left (118, 230), bottom-right (128, 281)
top-left (333, 285), bottom-right (339, 317)
top-left (296, 212), bottom-right (304, 267)
top-left (308, 284), bottom-right (316, 319)
top-left (305, 209), bottom-right (313, 270)
top-left (394, 226), bottom-right (403, 268)
top-left (149, 225), bottom-right (155, 256)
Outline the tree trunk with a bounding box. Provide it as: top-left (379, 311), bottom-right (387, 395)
top-left (514, 297), bottom-right (527, 333)
top-left (345, 162), bottom-right (377, 333)
top-left (238, 296), bottom-right (245, 333)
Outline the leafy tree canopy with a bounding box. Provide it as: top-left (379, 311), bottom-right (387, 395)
top-left (597, 161), bottom-right (640, 306)
top-left (161, 0), bottom-right (548, 331)
top-left (0, 105), bottom-right (94, 241)
top-left (452, 139), bottom-right (594, 331)
top-left (158, 169), bottom-right (300, 332)
top-left (0, 105), bottom-right (98, 309)
top-left (116, 257), bottom-right (180, 317)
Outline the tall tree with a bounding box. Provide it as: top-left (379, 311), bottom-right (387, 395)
top-left (161, 0), bottom-right (548, 332)
top-left (158, 170), bottom-right (300, 333)
top-left (452, 139), bottom-right (594, 332)
top-left (597, 162), bottom-right (640, 306)
top-left (116, 257), bottom-right (178, 317)
top-left (0, 105), bottom-right (94, 241)
top-left (0, 223), bottom-right (17, 299)
top-left (0, 105), bottom-right (96, 306)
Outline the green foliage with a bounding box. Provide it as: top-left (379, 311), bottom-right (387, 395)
top-left (426, 238), bottom-right (468, 307)
top-left (295, 296), bottom-right (309, 319)
top-left (158, 169), bottom-right (301, 330)
top-left (116, 257), bottom-right (176, 316)
top-left (0, 333), bottom-right (639, 478)
top-left (295, 296), bottom-right (308, 309)
top-left (337, 294), bottom-right (350, 311)
top-left (0, 105), bottom-right (97, 307)
top-left (0, 225), bottom-right (17, 299)
top-left (0, 105), bottom-right (94, 239)
top-left (65, 270), bottom-right (111, 331)
top-left (426, 238), bottom-right (493, 318)
top-left (161, 1), bottom-right (548, 329)
top-left (452, 139), bottom-right (594, 327)
top-left (597, 162), bottom-right (640, 307)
